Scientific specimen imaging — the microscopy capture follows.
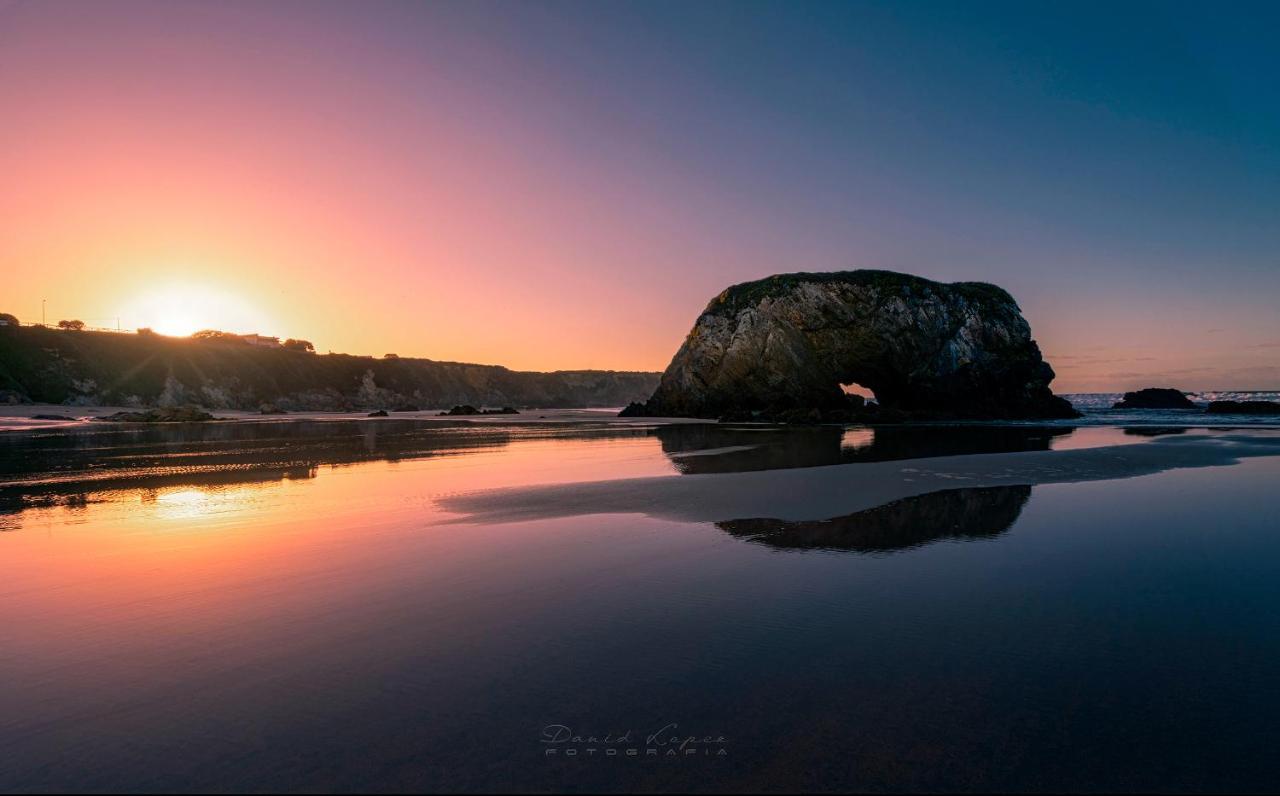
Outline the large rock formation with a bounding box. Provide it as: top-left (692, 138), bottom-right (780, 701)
top-left (626, 270), bottom-right (1077, 420)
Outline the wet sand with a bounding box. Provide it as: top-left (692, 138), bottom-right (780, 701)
top-left (0, 403), bottom-right (683, 432)
top-left (438, 431), bottom-right (1280, 525)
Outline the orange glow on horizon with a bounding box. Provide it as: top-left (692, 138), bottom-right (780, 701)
top-left (120, 282), bottom-right (274, 338)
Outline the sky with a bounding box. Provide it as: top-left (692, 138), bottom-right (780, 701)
top-left (2, 0), bottom-right (1278, 392)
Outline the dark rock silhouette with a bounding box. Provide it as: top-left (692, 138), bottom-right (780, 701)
top-left (367, 409), bottom-right (389, 417)
top-left (441, 405), bottom-right (480, 416)
top-left (0, 325), bottom-right (659, 410)
top-left (1206, 400), bottom-right (1280, 415)
top-left (1123, 427), bottom-right (1188, 437)
top-left (94, 406), bottom-right (214, 423)
top-left (438, 405), bottom-right (519, 416)
top-left (1113, 388), bottom-right (1196, 409)
top-left (624, 270), bottom-right (1077, 420)
top-left (717, 485), bottom-right (1031, 553)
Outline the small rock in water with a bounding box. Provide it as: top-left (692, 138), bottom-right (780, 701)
top-left (367, 409), bottom-right (389, 417)
top-left (618, 401), bottom-right (650, 417)
top-left (1113, 388), bottom-right (1196, 410)
top-left (95, 405), bottom-right (214, 423)
top-left (440, 405), bottom-right (481, 416)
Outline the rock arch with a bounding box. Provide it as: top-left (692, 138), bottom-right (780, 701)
top-left (626, 270), bottom-right (1077, 420)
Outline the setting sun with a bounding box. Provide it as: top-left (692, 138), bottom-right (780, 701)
top-left (120, 283), bottom-right (272, 338)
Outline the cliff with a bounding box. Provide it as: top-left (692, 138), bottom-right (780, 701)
top-left (0, 326), bottom-right (659, 410)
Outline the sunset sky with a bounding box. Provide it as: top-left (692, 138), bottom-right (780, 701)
top-left (3, 0), bottom-right (1278, 392)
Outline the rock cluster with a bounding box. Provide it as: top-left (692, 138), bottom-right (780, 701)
top-left (438, 405), bottom-right (519, 416)
top-left (94, 406), bottom-right (214, 423)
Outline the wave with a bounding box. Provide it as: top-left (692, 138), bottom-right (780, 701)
top-left (1054, 391), bottom-right (1280, 427)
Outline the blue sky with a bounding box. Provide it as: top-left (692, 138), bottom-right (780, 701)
top-left (3, 0), bottom-right (1277, 389)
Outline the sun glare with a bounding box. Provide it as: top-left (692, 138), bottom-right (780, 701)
top-left (122, 283), bottom-right (272, 338)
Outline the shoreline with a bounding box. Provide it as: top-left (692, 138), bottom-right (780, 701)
top-left (0, 403), bottom-right (711, 432)
top-left (4, 400), bottom-right (1280, 433)
top-left (437, 431), bottom-right (1280, 526)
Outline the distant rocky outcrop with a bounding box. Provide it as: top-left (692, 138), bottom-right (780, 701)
top-left (1206, 400), bottom-right (1280, 415)
top-left (0, 326), bottom-right (659, 411)
top-left (1113, 388), bottom-right (1196, 409)
top-left (439, 405), bottom-right (519, 416)
top-left (94, 406), bottom-right (215, 423)
top-left (624, 270), bottom-right (1078, 421)
top-left (441, 405), bottom-right (480, 416)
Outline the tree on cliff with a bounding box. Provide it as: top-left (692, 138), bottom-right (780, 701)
top-left (192, 330), bottom-right (247, 344)
top-left (57, 319), bottom-right (85, 331)
top-left (283, 338), bottom-right (316, 353)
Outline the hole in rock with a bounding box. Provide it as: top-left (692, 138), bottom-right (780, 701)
top-left (840, 382), bottom-right (876, 402)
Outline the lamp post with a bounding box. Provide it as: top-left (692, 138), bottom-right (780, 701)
top-left (42, 299), bottom-right (46, 325)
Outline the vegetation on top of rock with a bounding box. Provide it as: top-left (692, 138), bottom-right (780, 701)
top-left (57, 319), bottom-right (85, 331)
top-left (191, 329), bottom-right (249, 344)
top-left (1113, 388), bottom-right (1196, 410)
top-left (707, 270), bottom-right (1017, 319)
top-left (0, 325), bottom-right (659, 411)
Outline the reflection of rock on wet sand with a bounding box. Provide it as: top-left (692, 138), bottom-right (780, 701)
top-left (657, 424), bottom-right (1073, 474)
top-left (716, 485), bottom-right (1031, 553)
